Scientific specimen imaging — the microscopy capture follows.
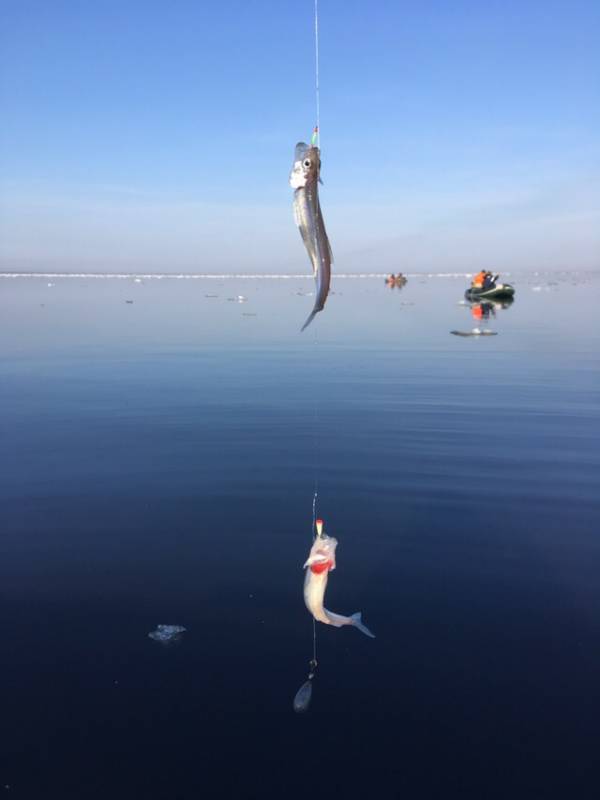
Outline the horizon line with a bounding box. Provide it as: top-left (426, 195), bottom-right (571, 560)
top-left (1, 269), bottom-right (597, 280)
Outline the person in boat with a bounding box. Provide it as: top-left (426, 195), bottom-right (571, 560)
top-left (482, 271), bottom-right (496, 290)
top-left (472, 270), bottom-right (487, 288)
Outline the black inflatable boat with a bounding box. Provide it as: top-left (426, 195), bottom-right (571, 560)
top-left (465, 283), bottom-right (515, 301)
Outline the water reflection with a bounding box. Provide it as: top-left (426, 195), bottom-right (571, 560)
top-left (469, 296), bottom-right (514, 322)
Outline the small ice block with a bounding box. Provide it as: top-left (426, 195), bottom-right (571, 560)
top-left (148, 624), bottom-right (187, 644)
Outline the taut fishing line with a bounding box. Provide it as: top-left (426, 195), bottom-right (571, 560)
top-left (313, 0), bottom-right (320, 148)
top-left (293, 0), bottom-right (322, 714)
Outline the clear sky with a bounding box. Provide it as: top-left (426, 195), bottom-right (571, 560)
top-left (1, 0), bottom-right (599, 273)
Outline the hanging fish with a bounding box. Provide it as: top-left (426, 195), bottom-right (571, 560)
top-left (303, 519), bottom-right (375, 637)
top-left (289, 142), bottom-right (333, 331)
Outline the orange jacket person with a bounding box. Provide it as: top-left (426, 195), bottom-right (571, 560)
top-left (472, 270), bottom-right (486, 288)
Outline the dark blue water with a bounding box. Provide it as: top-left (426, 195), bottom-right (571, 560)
top-left (1, 273), bottom-right (599, 798)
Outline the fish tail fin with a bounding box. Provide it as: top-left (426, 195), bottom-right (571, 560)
top-left (351, 612), bottom-right (375, 638)
top-left (300, 308), bottom-right (319, 332)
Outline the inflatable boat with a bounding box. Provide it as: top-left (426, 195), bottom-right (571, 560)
top-left (465, 283), bottom-right (515, 301)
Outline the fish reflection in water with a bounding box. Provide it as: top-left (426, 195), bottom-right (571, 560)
top-left (303, 520), bottom-right (375, 637)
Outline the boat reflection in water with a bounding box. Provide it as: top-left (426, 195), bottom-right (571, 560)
top-left (469, 296), bottom-right (514, 323)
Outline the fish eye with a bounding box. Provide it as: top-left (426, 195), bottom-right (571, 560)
top-left (303, 159), bottom-right (311, 168)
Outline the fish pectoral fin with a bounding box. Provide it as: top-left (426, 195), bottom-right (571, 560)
top-left (293, 202), bottom-right (302, 229)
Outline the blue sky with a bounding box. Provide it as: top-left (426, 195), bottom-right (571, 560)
top-left (1, 0), bottom-right (599, 273)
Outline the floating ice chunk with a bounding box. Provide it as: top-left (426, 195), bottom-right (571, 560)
top-left (148, 624), bottom-right (187, 644)
top-left (450, 329), bottom-right (498, 337)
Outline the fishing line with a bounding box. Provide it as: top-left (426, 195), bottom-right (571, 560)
top-left (311, 331), bottom-right (319, 671)
top-left (309, 0), bottom-right (322, 687)
top-left (293, 0), bottom-right (322, 713)
top-left (313, 0), bottom-right (320, 148)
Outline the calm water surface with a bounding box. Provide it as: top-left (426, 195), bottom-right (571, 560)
top-left (1, 272), bottom-right (599, 798)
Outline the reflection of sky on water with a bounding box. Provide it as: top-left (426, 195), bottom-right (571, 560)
top-left (0, 272), bottom-right (599, 796)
